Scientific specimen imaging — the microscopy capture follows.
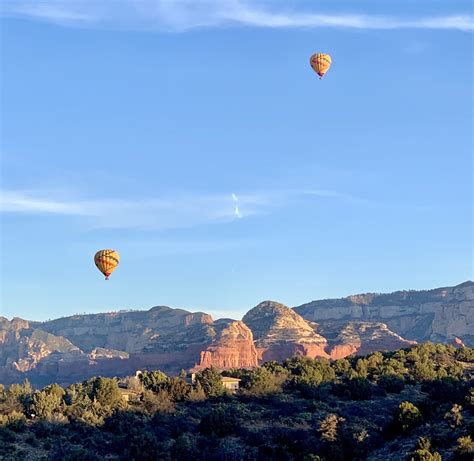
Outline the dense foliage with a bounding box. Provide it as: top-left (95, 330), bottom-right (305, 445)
top-left (0, 343), bottom-right (473, 460)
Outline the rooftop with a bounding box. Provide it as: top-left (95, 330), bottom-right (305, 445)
top-left (221, 377), bottom-right (241, 383)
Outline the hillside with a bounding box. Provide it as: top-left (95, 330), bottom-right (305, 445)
top-left (0, 343), bottom-right (473, 461)
top-left (294, 281), bottom-right (474, 345)
top-left (0, 281), bottom-right (472, 386)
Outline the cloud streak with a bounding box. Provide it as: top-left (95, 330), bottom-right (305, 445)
top-left (2, 0), bottom-right (472, 32)
top-left (231, 193), bottom-right (242, 219)
top-left (0, 188), bottom-right (355, 230)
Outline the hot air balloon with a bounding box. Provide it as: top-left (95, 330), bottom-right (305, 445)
top-left (94, 249), bottom-right (120, 280)
top-left (310, 53), bottom-right (332, 79)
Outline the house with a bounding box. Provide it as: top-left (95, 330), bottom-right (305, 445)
top-left (221, 376), bottom-right (240, 393)
top-left (118, 387), bottom-right (140, 402)
top-left (189, 373), bottom-right (241, 393)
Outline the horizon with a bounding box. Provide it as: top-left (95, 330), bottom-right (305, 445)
top-left (1, 0), bottom-right (473, 321)
top-left (2, 278), bottom-right (471, 323)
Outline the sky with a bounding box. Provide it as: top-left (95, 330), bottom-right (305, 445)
top-left (0, 0), bottom-right (472, 321)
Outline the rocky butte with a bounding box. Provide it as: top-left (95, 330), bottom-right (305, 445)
top-left (0, 281), bottom-right (471, 386)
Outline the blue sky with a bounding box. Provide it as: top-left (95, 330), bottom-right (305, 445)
top-left (0, 0), bottom-right (472, 321)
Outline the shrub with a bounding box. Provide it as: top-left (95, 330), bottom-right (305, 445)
top-left (193, 367), bottom-right (224, 398)
top-left (139, 370), bottom-right (168, 392)
top-left (345, 377), bottom-right (373, 400)
top-left (456, 435), bottom-right (474, 460)
top-left (407, 437), bottom-right (441, 461)
top-left (378, 374), bottom-right (405, 393)
top-left (318, 413), bottom-right (345, 442)
top-left (396, 402), bottom-right (422, 433)
top-left (142, 390), bottom-right (175, 414)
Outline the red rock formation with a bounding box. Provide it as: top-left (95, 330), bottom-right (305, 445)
top-left (243, 301), bottom-right (330, 364)
top-left (453, 337), bottom-right (466, 348)
top-left (328, 344), bottom-right (359, 360)
top-left (323, 321), bottom-right (416, 359)
top-left (193, 320), bottom-right (258, 371)
top-left (3, 281), bottom-right (470, 386)
top-left (294, 281), bottom-right (473, 347)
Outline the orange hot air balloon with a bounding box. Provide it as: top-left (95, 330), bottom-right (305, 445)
top-left (94, 249), bottom-right (120, 280)
top-left (310, 53), bottom-right (332, 79)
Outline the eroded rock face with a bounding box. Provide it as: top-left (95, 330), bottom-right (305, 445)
top-left (0, 307), bottom-right (258, 386)
top-left (321, 321), bottom-right (416, 358)
top-left (35, 306), bottom-right (214, 354)
top-left (243, 301), bottom-right (330, 362)
top-left (193, 319), bottom-right (258, 371)
top-left (2, 281), bottom-right (471, 386)
top-left (0, 317), bottom-right (81, 384)
top-left (294, 281), bottom-right (473, 346)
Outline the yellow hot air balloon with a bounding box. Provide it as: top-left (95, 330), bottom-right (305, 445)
top-left (310, 53), bottom-right (332, 79)
top-left (94, 249), bottom-right (120, 280)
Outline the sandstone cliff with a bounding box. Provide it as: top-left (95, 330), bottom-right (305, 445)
top-left (193, 319), bottom-right (258, 370)
top-left (320, 321), bottom-right (417, 359)
top-left (243, 301), bottom-right (329, 361)
top-left (242, 301), bottom-right (414, 362)
top-left (34, 306), bottom-right (214, 354)
top-left (294, 281), bottom-right (473, 346)
top-left (0, 306), bottom-right (258, 386)
top-left (2, 281), bottom-right (471, 386)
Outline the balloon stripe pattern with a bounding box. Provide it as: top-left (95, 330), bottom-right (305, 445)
top-left (310, 53), bottom-right (332, 78)
top-left (94, 249), bottom-right (120, 280)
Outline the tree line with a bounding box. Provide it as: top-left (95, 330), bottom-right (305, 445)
top-left (0, 342), bottom-right (473, 460)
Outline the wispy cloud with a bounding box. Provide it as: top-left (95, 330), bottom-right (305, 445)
top-left (2, 0), bottom-right (472, 32)
top-left (231, 193), bottom-right (242, 219)
top-left (0, 188), bottom-right (356, 230)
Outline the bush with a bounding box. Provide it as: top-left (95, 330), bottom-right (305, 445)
top-left (193, 367), bottom-right (224, 398)
top-left (284, 357), bottom-right (336, 387)
top-left (318, 413), bottom-right (345, 442)
top-left (241, 367), bottom-right (286, 397)
top-left (456, 435), bottom-right (474, 460)
top-left (139, 370), bottom-right (168, 392)
top-left (378, 374), bottom-right (405, 393)
top-left (396, 402), bottom-right (422, 433)
top-left (407, 437), bottom-right (441, 461)
top-left (345, 377), bottom-right (373, 400)
top-left (142, 390), bottom-right (175, 414)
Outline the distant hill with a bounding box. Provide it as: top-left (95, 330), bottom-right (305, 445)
top-left (294, 281), bottom-right (474, 345)
top-left (1, 281), bottom-right (472, 386)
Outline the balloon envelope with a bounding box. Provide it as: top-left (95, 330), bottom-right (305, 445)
top-left (94, 249), bottom-right (120, 280)
top-left (310, 53), bottom-right (332, 78)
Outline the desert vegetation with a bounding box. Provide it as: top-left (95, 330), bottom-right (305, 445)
top-left (0, 343), bottom-right (473, 460)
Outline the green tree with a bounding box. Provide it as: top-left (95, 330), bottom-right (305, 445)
top-left (318, 413), bottom-right (345, 442)
top-left (378, 374), bottom-right (405, 393)
top-left (455, 436), bottom-right (474, 461)
top-left (243, 367), bottom-right (285, 397)
top-left (284, 357), bottom-right (335, 386)
top-left (466, 387), bottom-right (474, 408)
top-left (165, 377), bottom-right (190, 401)
top-left (407, 437), bottom-right (441, 461)
top-left (332, 358), bottom-right (351, 376)
top-left (396, 401), bottom-right (422, 433)
top-left (83, 377), bottom-right (124, 418)
top-left (455, 347), bottom-right (474, 362)
top-left (444, 403), bottom-right (463, 427)
top-left (31, 384), bottom-right (65, 420)
top-left (412, 361), bottom-right (437, 381)
top-left (346, 377), bottom-right (373, 400)
top-left (142, 390), bottom-right (175, 414)
top-left (187, 381), bottom-right (206, 402)
top-left (5, 380), bottom-right (33, 413)
top-left (366, 352), bottom-right (384, 377)
top-left (193, 367), bottom-right (224, 398)
top-left (354, 359), bottom-right (369, 378)
top-left (139, 370), bottom-right (168, 392)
